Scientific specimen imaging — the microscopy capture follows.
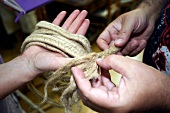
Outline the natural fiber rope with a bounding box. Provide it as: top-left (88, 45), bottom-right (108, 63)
top-left (21, 21), bottom-right (120, 113)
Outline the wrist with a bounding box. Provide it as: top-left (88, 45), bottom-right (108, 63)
top-left (137, 0), bottom-right (166, 22)
top-left (15, 55), bottom-right (40, 81)
top-left (0, 56), bottom-right (38, 98)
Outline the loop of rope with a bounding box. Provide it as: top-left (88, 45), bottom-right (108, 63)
top-left (21, 21), bottom-right (120, 113)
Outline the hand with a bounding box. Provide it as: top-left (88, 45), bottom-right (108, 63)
top-left (0, 10), bottom-right (90, 99)
top-left (97, 8), bottom-right (156, 56)
top-left (21, 10), bottom-right (90, 78)
top-left (72, 55), bottom-right (170, 113)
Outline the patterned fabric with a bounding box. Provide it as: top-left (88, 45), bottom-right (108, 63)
top-left (143, 1), bottom-right (170, 76)
top-left (0, 55), bottom-right (25, 113)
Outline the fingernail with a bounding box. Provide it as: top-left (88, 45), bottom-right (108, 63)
top-left (115, 39), bottom-right (123, 44)
top-left (96, 58), bottom-right (103, 62)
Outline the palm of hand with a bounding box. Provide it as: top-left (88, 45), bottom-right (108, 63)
top-left (21, 10), bottom-right (90, 74)
top-left (73, 55), bottom-right (166, 113)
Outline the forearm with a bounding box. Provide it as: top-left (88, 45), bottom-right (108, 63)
top-left (0, 56), bottom-right (37, 99)
top-left (162, 75), bottom-right (170, 111)
top-left (137, 0), bottom-right (167, 20)
top-left (153, 72), bottom-right (170, 112)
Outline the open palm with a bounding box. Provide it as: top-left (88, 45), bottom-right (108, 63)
top-left (21, 10), bottom-right (90, 77)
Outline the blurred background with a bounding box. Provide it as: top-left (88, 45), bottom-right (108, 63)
top-left (0, 0), bottom-right (143, 113)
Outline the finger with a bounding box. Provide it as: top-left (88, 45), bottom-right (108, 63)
top-left (62, 10), bottom-right (80, 30)
top-left (67, 10), bottom-right (88, 33)
top-left (101, 75), bottom-right (115, 91)
top-left (130, 40), bottom-right (146, 56)
top-left (71, 67), bottom-right (116, 107)
top-left (97, 69), bottom-right (115, 90)
top-left (96, 55), bottom-right (133, 77)
top-left (52, 11), bottom-right (67, 26)
top-left (121, 40), bottom-right (139, 56)
top-left (96, 31), bottom-right (110, 50)
top-left (92, 77), bottom-right (110, 91)
top-left (114, 18), bottom-right (135, 48)
top-left (72, 67), bottom-right (113, 107)
top-left (101, 68), bottom-right (111, 80)
top-left (47, 57), bottom-right (72, 71)
top-left (97, 22), bottom-right (120, 50)
top-left (71, 67), bottom-right (109, 100)
top-left (71, 67), bottom-right (92, 94)
top-left (76, 19), bottom-right (90, 35)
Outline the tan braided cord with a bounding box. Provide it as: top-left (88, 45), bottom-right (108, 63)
top-left (21, 21), bottom-right (120, 113)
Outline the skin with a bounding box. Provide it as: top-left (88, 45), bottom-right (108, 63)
top-left (0, 9), bottom-right (90, 99)
top-left (97, 0), bottom-right (167, 56)
top-left (72, 0), bottom-right (170, 112)
top-left (72, 55), bottom-right (170, 113)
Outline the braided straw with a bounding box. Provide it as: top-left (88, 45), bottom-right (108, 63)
top-left (21, 21), bottom-right (120, 113)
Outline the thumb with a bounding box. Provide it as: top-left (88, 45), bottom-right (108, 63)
top-left (45, 57), bottom-right (72, 70)
top-left (114, 18), bottom-right (135, 47)
top-left (96, 55), bottom-right (132, 77)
